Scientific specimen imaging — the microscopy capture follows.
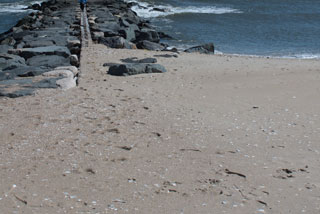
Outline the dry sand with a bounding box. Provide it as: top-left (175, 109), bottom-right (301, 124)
top-left (1, 44), bottom-right (320, 213)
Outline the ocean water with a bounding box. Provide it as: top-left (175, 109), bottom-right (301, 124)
top-left (128, 0), bottom-right (320, 58)
top-left (0, 0), bottom-right (40, 34)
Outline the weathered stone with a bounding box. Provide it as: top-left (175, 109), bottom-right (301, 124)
top-left (121, 57), bottom-right (157, 63)
top-left (0, 45), bottom-right (12, 54)
top-left (136, 40), bottom-right (164, 51)
top-left (42, 69), bottom-right (74, 78)
top-left (145, 64), bottom-right (167, 73)
top-left (9, 46), bottom-right (71, 59)
top-left (26, 55), bottom-right (70, 68)
top-left (56, 77), bottom-right (76, 89)
top-left (135, 29), bottom-right (160, 43)
top-left (1, 37), bottom-right (16, 46)
top-left (99, 36), bottom-right (136, 49)
top-left (92, 32), bottom-right (105, 41)
top-left (184, 43), bottom-right (215, 54)
top-left (0, 54), bottom-right (26, 71)
top-left (108, 63), bottom-right (167, 76)
top-left (69, 54), bottom-right (79, 67)
top-left (25, 40), bottom-right (55, 48)
top-left (54, 66), bottom-right (79, 76)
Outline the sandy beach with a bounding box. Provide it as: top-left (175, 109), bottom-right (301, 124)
top-left (0, 44), bottom-right (320, 213)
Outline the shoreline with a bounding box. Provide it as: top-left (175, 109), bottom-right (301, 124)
top-left (0, 0), bottom-right (320, 213)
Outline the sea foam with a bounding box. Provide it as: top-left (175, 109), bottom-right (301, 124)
top-left (126, 0), bottom-right (242, 18)
top-left (0, 4), bottom-right (29, 13)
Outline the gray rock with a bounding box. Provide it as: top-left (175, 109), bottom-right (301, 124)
top-left (119, 26), bottom-right (136, 42)
top-left (121, 57), bottom-right (157, 63)
top-left (108, 63), bottom-right (167, 76)
top-left (0, 88), bottom-right (35, 98)
top-left (136, 40), bottom-right (164, 51)
top-left (25, 40), bottom-right (55, 48)
top-left (99, 36), bottom-right (136, 49)
top-left (1, 37), bottom-right (16, 46)
top-left (0, 54), bottom-right (26, 71)
top-left (69, 54), bottom-right (79, 67)
top-left (136, 29), bottom-right (160, 43)
top-left (9, 46), bottom-right (71, 59)
top-left (184, 43), bottom-right (214, 54)
top-left (145, 64), bottom-right (167, 73)
top-left (26, 55), bottom-right (70, 68)
top-left (0, 45), bottom-right (12, 54)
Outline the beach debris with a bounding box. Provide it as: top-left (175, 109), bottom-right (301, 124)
top-left (273, 168), bottom-right (295, 179)
top-left (117, 145), bottom-right (133, 151)
top-left (179, 148), bottom-right (201, 152)
top-left (108, 63), bottom-right (167, 76)
top-left (184, 43), bottom-right (214, 54)
top-left (85, 168), bottom-right (96, 174)
top-left (14, 194), bottom-right (27, 205)
top-left (225, 169), bottom-right (246, 178)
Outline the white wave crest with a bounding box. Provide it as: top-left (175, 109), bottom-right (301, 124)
top-left (0, 4), bottom-right (29, 13)
top-left (286, 53), bottom-right (320, 59)
top-left (126, 0), bottom-right (242, 18)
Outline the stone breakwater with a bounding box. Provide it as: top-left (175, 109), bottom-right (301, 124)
top-left (87, 0), bottom-right (215, 54)
top-left (0, 0), bottom-right (215, 98)
top-left (0, 0), bottom-right (81, 98)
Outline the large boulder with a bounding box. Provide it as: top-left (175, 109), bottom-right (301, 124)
top-left (26, 55), bottom-right (70, 68)
top-left (24, 40), bottom-right (55, 48)
top-left (0, 45), bottom-right (12, 54)
top-left (184, 43), bottom-right (214, 54)
top-left (108, 63), bottom-right (167, 76)
top-left (0, 54), bottom-right (26, 71)
top-left (99, 36), bottom-right (136, 49)
top-left (9, 46), bottom-right (71, 59)
top-left (135, 29), bottom-right (160, 43)
top-left (119, 24), bottom-right (139, 42)
top-left (136, 40), bottom-right (164, 51)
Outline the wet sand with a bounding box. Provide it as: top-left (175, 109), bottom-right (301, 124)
top-left (1, 44), bottom-right (320, 213)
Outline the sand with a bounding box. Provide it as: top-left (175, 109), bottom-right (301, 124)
top-left (1, 44), bottom-right (320, 213)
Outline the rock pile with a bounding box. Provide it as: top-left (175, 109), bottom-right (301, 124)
top-left (0, 0), bottom-right (80, 97)
top-left (88, 0), bottom-right (169, 51)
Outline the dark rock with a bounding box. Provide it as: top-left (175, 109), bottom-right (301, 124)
top-left (25, 40), bottom-right (55, 48)
top-left (136, 40), bottom-right (164, 51)
top-left (0, 45), bottom-right (12, 54)
top-left (9, 46), bottom-right (71, 59)
top-left (103, 63), bottom-right (120, 67)
top-left (12, 30), bottom-right (34, 41)
top-left (1, 37), bottom-right (16, 46)
top-left (121, 57), bottom-right (157, 63)
top-left (26, 55), bottom-right (70, 68)
top-left (154, 54), bottom-right (178, 58)
top-left (152, 8), bottom-right (167, 12)
top-left (103, 29), bottom-right (119, 37)
top-left (0, 66), bottom-right (48, 80)
top-left (0, 54), bottom-right (26, 71)
top-left (184, 43), bottom-right (215, 54)
top-left (99, 36), bottom-right (136, 49)
top-left (98, 22), bottom-right (122, 32)
top-left (135, 29), bottom-right (160, 43)
top-left (158, 32), bottom-right (174, 39)
top-left (108, 63), bottom-right (167, 76)
top-left (0, 88), bottom-right (35, 98)
top-left (119, 26), bottom-right (137, 42)
top-left (145, 64), bottom-right (167, 73)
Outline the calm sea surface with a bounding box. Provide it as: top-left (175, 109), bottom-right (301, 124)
top-left (129, 0), bottom-right (320, 58)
